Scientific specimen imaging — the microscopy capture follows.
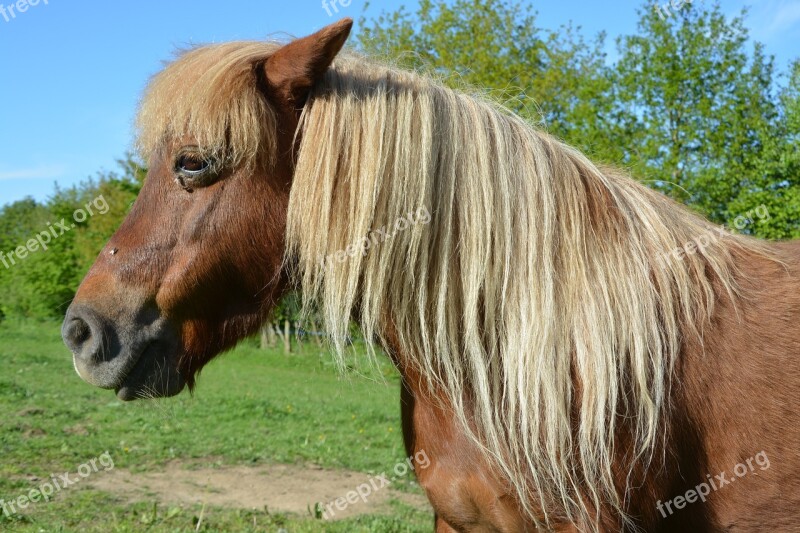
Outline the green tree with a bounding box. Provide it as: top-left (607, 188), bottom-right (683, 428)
top-left (358, 0), bottom-right (798, 235)
top-left (0, 155), bottom-right (145, 320)
top-left (357, 0), bottom-right (612, 147)
top-left (0, 198), bottom-right (69, 319)
top-left (728, 59), bottom-right (800, 238)
top-left (610, 2), bottom-right (781, 222)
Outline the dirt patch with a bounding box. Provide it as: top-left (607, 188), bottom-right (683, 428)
top-left (89, 461), bottom-right (430, 520)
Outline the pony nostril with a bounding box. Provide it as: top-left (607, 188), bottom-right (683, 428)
top-left (62, 314), bottom-right (100, 360)
top-left (71, 319), bottom-right (91, 345)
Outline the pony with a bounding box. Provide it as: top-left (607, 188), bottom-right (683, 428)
top-left (62, 18), bottom-right (800, 532)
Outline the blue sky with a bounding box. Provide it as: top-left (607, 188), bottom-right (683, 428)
top-left (1, 0), bottom-right (798, 208)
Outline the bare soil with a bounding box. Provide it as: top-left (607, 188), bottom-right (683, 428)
top-left (88, 460), bottom-right (430, 520)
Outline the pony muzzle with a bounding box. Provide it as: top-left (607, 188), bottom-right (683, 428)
top-left (62, 302), bottom-right (185, 400)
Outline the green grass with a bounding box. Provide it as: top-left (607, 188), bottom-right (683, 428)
top-left (0, 320), bottom-right (433, 532)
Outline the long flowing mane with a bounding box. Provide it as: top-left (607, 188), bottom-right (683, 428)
top-left (136, 42), bottom-right (770, 528)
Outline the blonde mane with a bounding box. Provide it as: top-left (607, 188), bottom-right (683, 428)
top-left (137, 42), bottom-right (761, 529)
top-left (288, 51), bottom-right (751, 529)
top-left (136, 42), bottom-right (280, 169)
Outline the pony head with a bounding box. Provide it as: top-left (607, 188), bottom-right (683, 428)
top-left (61, 19), bottom-right (353, 400)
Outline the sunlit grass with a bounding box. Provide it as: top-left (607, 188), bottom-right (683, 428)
top-left (0, 320), bottom-right (432, 532)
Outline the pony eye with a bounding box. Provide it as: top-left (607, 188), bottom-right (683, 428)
top-left (173, 149), bottom-right (219, 191)
top-left (176, 154), bottom-right (210, 174)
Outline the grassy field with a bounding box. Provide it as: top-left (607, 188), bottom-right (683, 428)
top-left (0, 321), bottom-right (433, 532)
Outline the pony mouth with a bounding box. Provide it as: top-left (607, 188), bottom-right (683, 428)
top-left (114, 341), bottom-right (186, 401)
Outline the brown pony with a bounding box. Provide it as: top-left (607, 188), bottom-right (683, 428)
top-left (63, 19), bottom-right (800, 532)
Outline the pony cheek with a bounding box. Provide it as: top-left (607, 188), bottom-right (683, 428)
top-left (155, 253), bottom-right (201, 314)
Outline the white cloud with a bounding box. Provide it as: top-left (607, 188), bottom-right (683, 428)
top-left (0, 165), bottom-right (67, 181)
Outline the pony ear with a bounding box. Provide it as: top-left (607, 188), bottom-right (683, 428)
top-left (264, 18), bottom-right (352, 109)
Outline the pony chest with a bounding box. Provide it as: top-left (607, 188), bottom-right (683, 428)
top-left (402, 379), bottom-right (532, 532)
